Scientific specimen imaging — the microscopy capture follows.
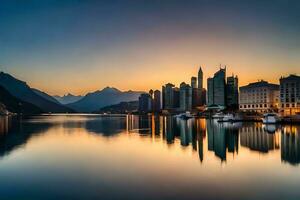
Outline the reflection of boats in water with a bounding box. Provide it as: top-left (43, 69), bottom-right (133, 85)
top-left (263, 124), bottom-right (277, 133)
top-left (218, 113), bottom-right (243, 123)
top-left (175, 112), bottom-right (193, 120)
top-left (262, 113), bottom-right (280, 124)
top-left (212, 112), bottom-right (224, 119)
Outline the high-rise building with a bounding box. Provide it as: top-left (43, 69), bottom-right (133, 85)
top-left (279, 75), bottom-right (300, 116)
top-left (207, 68), bottom-right (226, 107)
top-left (138, 93), bottom-right (152, 113)
top-left (153, 90), bottom-right (161, 112)
top-left (180, 82), bottom-right (192, 111)
top-left (173, 87), bottom-right (180, 109)
top-left (239, 80), bottom-right (279, 113)
top-left (163, 83), bottom-right (175, 110)
top-left (191, 76), bottom-right (199, 109)
top-left (191, 77), bottom-right (197, 89)
top-left (226, 75), bottom-right (239, 109)
top-left (198, 67), bottom-right (203, 90)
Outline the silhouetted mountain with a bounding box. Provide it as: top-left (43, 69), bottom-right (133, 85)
top-left (32, 88), bottom-right (61, 104)
top-left (96, 101), bottom-right (139, 114)
top-left (0, 86), bottom-right (42, 114)
top-left (0, 72), bottom-right (73, 113)
top-left (68, 87), bottom-right (143, 112)
top-left (54, 93), bottom-right (83, 104)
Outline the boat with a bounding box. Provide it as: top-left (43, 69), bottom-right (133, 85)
top-left (175, 112), bottom-right (193, 120)
top-left (262, 113), bottom-right (280, 124)
top-left (212, 112), bottom-right (225, 119)
top-left (218, 113), bottom-right (243, 123)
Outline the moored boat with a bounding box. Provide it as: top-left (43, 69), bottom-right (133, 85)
top-left (262, 113), bottom-right (280, 124)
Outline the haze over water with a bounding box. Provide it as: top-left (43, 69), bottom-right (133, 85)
top-left (0, 115), bottom-right (299, 200)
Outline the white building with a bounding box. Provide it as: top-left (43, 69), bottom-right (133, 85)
top-left (239, 81), bottom-right (279, 113)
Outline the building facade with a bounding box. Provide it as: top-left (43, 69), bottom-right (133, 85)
top-left (180, 82), bottom-right (192, 111)
top-left (207, 68), bottom-right (226, 107)
top-left (279, 75), bottom-right (300, 116)
top-left (226, 75), bottom-right (239, 109)
top-left (239, 81), bottom-right (279, 113)
top-left (138, 93), bottom-right (152, 113)
top-left (153, 90), bottom-right (161, 112)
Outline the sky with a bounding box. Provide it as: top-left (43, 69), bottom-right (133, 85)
top-left (0, 0), bottom-right (299, 95)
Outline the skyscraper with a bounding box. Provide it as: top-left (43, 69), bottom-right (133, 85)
top-left (138, 93), bottom-right (152, 113)
top-left (180, 82), bottom-right (192, 111)
top-left (163, 83), bottom-right (175, 110)
top-left (153, 90), bottom-right (161, 112)
top-left (198, 67), bottom-right (203, 90)
top-left (226, 75), bottom-right (239, 109)
top-left (191, 77), bottom-right (197, 89)
top-left (207, 67), bottom-right (227, 108)
top-left (191, 76), bottom-right (199, 109)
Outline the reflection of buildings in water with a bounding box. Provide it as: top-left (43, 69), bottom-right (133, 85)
top-left (239, 123), bottom-right (280, 153)
top-left (85, 117), bottom-right (127, 136)
top-left (0, 116), bottom-right (11, 135)
top-left (207, 120), bottom-right (239, 161)
top-left (281, 126), bottom-right (300, 165)
top-left (197, 119), bottom-right (206, 162)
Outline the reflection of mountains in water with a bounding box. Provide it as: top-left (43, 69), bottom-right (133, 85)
top-left (0, 116), bottom-right (53, 158)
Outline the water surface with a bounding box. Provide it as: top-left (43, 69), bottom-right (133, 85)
top-left (0, 115), bottom-right (299, 200)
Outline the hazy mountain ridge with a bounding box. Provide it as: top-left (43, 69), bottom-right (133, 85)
top-left (32, 88), bottom-right (61, 104)
top-left (0, 72), bottom-right (73, 113)
top-left (54, 93), bottom-right (83, 105)
top-left (0, 86), bottom-right (42, 114)
top-left (68, 87), bottom-right (144, 112)
top-left (95, 101), bottom-right (139, 114)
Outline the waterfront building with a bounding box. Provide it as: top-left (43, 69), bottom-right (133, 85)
top-left (138, 93), bottom-right (152, 113)
top-left (239, 80), bottom-right (279, 113)
top-left (191, 76), bottom-right (200, 109)
top-left (180, 82), bottom-right (192, 111)
top-left (201, 88), bottom-right (207, 106)
top-left (191, 77), bottom-right (197, 89)
top-left (198, 67), bottom-right (203, 91)
top-left (226, 75), bottom-right (239, 109)
top-left (162, 83), bottom-right (175, 110)
top-left (207, 67), bottom-right (226, 107)
top-left (173, 87), bottom-right (180, 109)
top-left (153, 90), bottom-right (161, 112)
top-left (279, 75), bottom-right (300, 116)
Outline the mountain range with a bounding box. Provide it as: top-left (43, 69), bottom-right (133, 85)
top-left (67, 87), bottom-right (143, 112)
top-left (0, 71), bottom-right (144, 114)
top-left (54, 93), bottom-right (83, 105)
top-left (0, 72), bottom-right (73, 113)
top-left (0, 86), bottom-right (42, 114)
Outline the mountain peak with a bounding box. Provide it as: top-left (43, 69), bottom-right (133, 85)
top-left (101, 87), bottom-right (121, 93)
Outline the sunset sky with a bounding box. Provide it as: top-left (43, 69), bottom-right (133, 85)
top-left (0, 0), bottom-right (299, 95)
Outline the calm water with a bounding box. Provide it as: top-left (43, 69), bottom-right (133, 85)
top-left (0, 115), bottom-right (299, 200)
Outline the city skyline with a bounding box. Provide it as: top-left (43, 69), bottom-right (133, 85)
top-left (1, 0), bottom-right (300, 95)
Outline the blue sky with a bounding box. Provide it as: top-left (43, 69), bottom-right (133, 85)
top-left (0, 0), bottom-right (299, 95)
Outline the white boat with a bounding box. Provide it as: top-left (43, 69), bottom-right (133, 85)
top-left (218, 113), bottom-right (243, 123)
top-left (212, 112), bottom-right (225, 119)
top-left (218, 114), bottom-right (234, 122)
top-left (175, 112), bottom-right (193, 120)
top-left (262, 113), bottom-right (280, 124)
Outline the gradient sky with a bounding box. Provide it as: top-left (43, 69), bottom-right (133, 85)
top-left (0, 0), bottom-right (299, 95)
